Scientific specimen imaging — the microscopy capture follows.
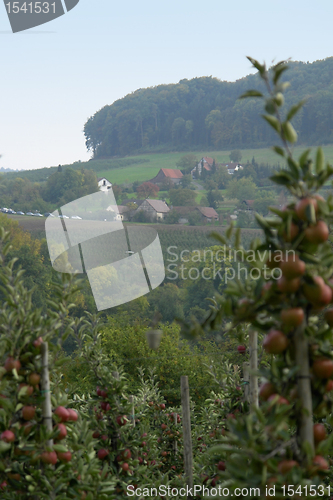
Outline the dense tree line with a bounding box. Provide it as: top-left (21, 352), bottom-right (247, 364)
top-left (0, 167), bottom-right (98, 212)
top-left (84, 58), bottom-right (333, 157)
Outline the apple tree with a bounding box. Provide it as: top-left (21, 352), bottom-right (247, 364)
top-left (185, 58), bottom-right (333, 498)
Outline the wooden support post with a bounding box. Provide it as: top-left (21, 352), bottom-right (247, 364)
top-left (181, 376), bottom-right (193, 496)
top-left (294, 323), bottom-right (314, 461)
top-left (129, 395), bottom-right (135, 427)
top-left (243, 362), bottom-right (250, 404)
top-left (173, 411), bottom-right (178, 456)
top-left (41, 342), bottom-right (53, 448)
top-left (249, 331), bottom-right (258, 410)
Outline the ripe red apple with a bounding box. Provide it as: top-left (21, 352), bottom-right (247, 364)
top-left (67, 408), bottom-right (78, 421)
top-left (4, 357), bottom-right (21, 372)
top-left (22, 422), bottom-right (34, 436)
top-left (267, 394), bottom-right (289, 405)
top-left (0, 481), bottom-right (7, 490)
top-left (18, 383), bottom-right (34, 396)
top-left (92, 430), bottom-right (100, 438)
top-left (161, 424), bottom-right (167, 430)
top-left (22, 406), bottom-right (36, 421)
top-left (116, 415), bottom-right (127, 426)
top-left (96, 387), bottom-right (102, 397)
top-left (325, 380), bottom-right (333, 392)
top-left (121, 462), bottom-right (129, 472)
top-left (282, 222), bottom-right (299, 242)
top-left (312, 358), bottom-right (333, 379)
top-left (160, 403), bottom-right (166, 410)
top-left (217, 461), bottom-right (226, 471)
top-left (278, 460), bottom-right (299, 474)
top-left (303, 276), bottom-right (332, 307)
top-left (28, 373), bottom-right (41, 386)
top-left (57, 450), bottom-right (72, 462)
top-left (54, 406), bottom-right (70, 422)
top-left (313, 423), bottom-right (326, 444)
top-left (304, 220), bottom-right (329, 244)
top-left (148, 401), bottom-right (154, 407)
top-left (277, 276), bottom-right (300, 293)
top-left (32, 337), bottom-right (43, 349)
top-left (237, 345), bottom-right (246, 354)
top-left (263, 330), bottom-right (289, 354)
top-left (280, 254), bottom-right (305, 280)
top-left (97, 448), bottom-right (109, 460)
top-left (1, 430), bottom-right (15, 443)
top-left (259, 382), bottom-right (276, 401)
top-left (122, 449), bottom-right (131, 460)
top-left (281, 308), bottom-right (304, 327)
top-left (295, 197), bottom-right (318, 221)
top-left (55, 423), bottom-right (67, 440)
top-left (41, 450), bottom-right (58, 465)
top-left (312, 455), bottom-right (329, 471)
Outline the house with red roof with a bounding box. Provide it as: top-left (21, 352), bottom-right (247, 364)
top-left (149, 168), bottom-right (183, 185)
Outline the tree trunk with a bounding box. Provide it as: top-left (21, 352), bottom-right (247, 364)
top-left (249, 331), bottom-right (258, 410)
top-left (294, 322), bottom-right (314, 461)
top-left (41, 342), bottom-right (53, 448)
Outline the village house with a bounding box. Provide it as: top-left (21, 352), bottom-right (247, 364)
top-left (98, 177), bottom-right (112, 191)
top-left (196, 206), bottom-right (219, 222)
top-left (191, 157), bottom-right (215, 177)
top-left (220, 163), bottom-right (244, 175)
top-left (136, 199), bottom-right (170, 220)
top-left (149, 168), bottom-right (183, 185)
top-left (106, 204), bottom-right (130, 221)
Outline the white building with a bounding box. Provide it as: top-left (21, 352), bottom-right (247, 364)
top-left (98, 177), bottom-right (112, 192)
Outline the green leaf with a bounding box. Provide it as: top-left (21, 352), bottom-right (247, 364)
top-left (53, 444), bottom-right (68, 453)
top-left (270, 172), bottom-right (294, 186)
top-left (261, 115), bottom-right (281, 133)
top-left (271, 146), bottom-right (285, 157)
top-left (315, 147), bottom-right (325, 174)
top-left (299, 148), bottom-right (311, 168)
top-left (287, 158), bottom-right (300, 179)
top-left (305, 203), bottom-right (316, 224)
top-left (272, 62), bottom-right (289, 84)
top-left (282, 122), bottom-right (298, 143)
top-left (226, 224), bottom-right (234, 240)
top-left (286, 100), bottom-right (306, 121)
top-left (247, 56), bottom-right (266, 75)
top-left (0, 441), bottom-right (11, 453)
top-left (239, 90), bottom-right (263, 99)
top-left (211, 232), bottom-right (227, 245)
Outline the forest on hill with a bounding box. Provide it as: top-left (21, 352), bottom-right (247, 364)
top-left (84, 57), bottom-right (333, 157)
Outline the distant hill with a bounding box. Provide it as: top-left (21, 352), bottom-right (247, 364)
top-left (84, 58), bottom-right (333, 158)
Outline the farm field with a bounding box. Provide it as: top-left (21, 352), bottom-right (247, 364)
top-left (8, 144), bottom-right (333, 186)
top-left (83, 145), bottom-right (333, 184)
top-left (6, 214), bottom-right (262, 258)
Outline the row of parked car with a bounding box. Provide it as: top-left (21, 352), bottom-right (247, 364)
top-left (1, 208), bottom-right (82, 219)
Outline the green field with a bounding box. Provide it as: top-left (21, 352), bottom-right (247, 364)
top-left (89, 145), bottom-right (333, 185)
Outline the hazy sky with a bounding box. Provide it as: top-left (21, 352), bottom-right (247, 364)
top-left (1, 0), bottom-right (332, 171)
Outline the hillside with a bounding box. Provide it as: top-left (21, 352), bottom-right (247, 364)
top-left (6, 145), bottom-right (333, 186)
top-left (84, 58), bottom-right (333, 158)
